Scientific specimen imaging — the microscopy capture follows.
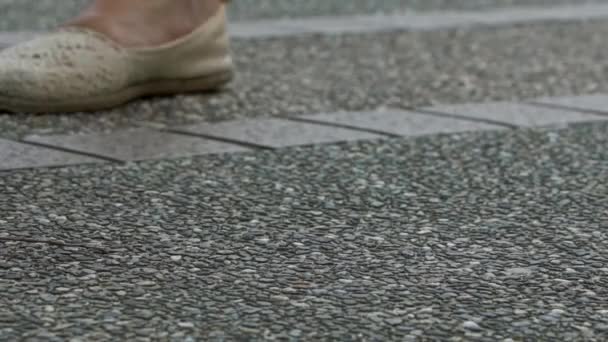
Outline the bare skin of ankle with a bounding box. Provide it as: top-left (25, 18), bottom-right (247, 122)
top-left (67, 0), bottom-right (223, 48)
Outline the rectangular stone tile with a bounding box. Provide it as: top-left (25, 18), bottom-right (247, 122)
top-left (532, 94), bottom-right (608, 115)
top-left (0, 138), bottom-right (102, 171)
top-left (24, 128), bottom-right (250, 162)
top-left (298, 110), bottom-right (504, 136)
top-left (425, 102), bottom-right (606, 128)
top-left (173, 118), bottom-right (384, 149)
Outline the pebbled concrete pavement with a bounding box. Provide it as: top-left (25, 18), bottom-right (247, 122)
top-left (1, 122), bottom-right (608, 340)
top-left (2, 1), bottom-right (608, 341)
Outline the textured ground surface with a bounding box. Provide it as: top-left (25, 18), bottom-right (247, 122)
top-left (2, 1), bottom-right (608, 341)
top-left (2, 123), bottom-right (608, 340)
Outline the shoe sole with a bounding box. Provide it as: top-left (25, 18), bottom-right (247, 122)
top-left (0, 69), bottom-right (234, 114)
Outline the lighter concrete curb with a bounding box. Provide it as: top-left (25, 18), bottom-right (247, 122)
top-left (3, 3), bottom-right (608, 48)
top-left (229, 4), bottom-right (608, 38)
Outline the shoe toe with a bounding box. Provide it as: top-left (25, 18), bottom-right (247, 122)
top-left (0, 30), bottom-right (131, 102)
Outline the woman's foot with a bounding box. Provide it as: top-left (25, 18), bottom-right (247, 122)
top-left (0, 0), bottom-right (233, 113)
top-left (67, 0), bottom-right (223, 47)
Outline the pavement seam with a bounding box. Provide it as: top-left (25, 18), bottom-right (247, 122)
top-left (285, 116), bottom-right (403, 138)
top-left (162, 127), bottom-right (275, 151)
top-left (17, 139), bottom-right (123, 163)
top-left (526, 101), bottom-right (608, 117)
top-left (407, 108), bottom-right (520, 129)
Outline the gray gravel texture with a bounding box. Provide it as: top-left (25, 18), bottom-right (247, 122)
top-left (1, 122), bottom-right (608, 340)
top-left (2, 0), bottom-right (608, 30)
top-left (3, 20), bottom-right (608, 139)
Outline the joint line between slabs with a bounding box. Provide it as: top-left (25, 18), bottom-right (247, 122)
top-left (407, 108), bottom-right (519, 129)
top-left (285, 116), bottom-right (402, 138)
top-left (526, 101), bottom-right (608, 117)
top-left (162, 128), bottom-right (275, 151)
top-left (17, 139), bottom-right (123, 163)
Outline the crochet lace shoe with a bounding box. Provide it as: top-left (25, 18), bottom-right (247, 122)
top-left (0, 4), bottom-right (233, 113)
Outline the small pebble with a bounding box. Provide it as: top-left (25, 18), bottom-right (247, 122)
top-left (178, 322), bottom-right (195, 328)
top-left (386, 318), bottom-right (403, 325)
top-left (463, 321), bottom-right (482, 331)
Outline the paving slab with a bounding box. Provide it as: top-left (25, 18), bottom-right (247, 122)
top-left (172, 118), bottom-right (385, 148)
top-left (297, 110), bottom-right (505, 136)
top-left (425, 101), bottom-right (606, 128)
top-left (531, 93), bottom-right (608, 115)
top-left (0, 138), bottom-right (101, 171)
top-left (24, 128), bottom-right (250, 162)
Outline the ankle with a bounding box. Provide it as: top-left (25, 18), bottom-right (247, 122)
top-left (67, 0), bottom-right (223, 47)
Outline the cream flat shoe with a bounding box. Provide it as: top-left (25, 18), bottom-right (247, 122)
top-left (0, 5), bottom-right (233, 113)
